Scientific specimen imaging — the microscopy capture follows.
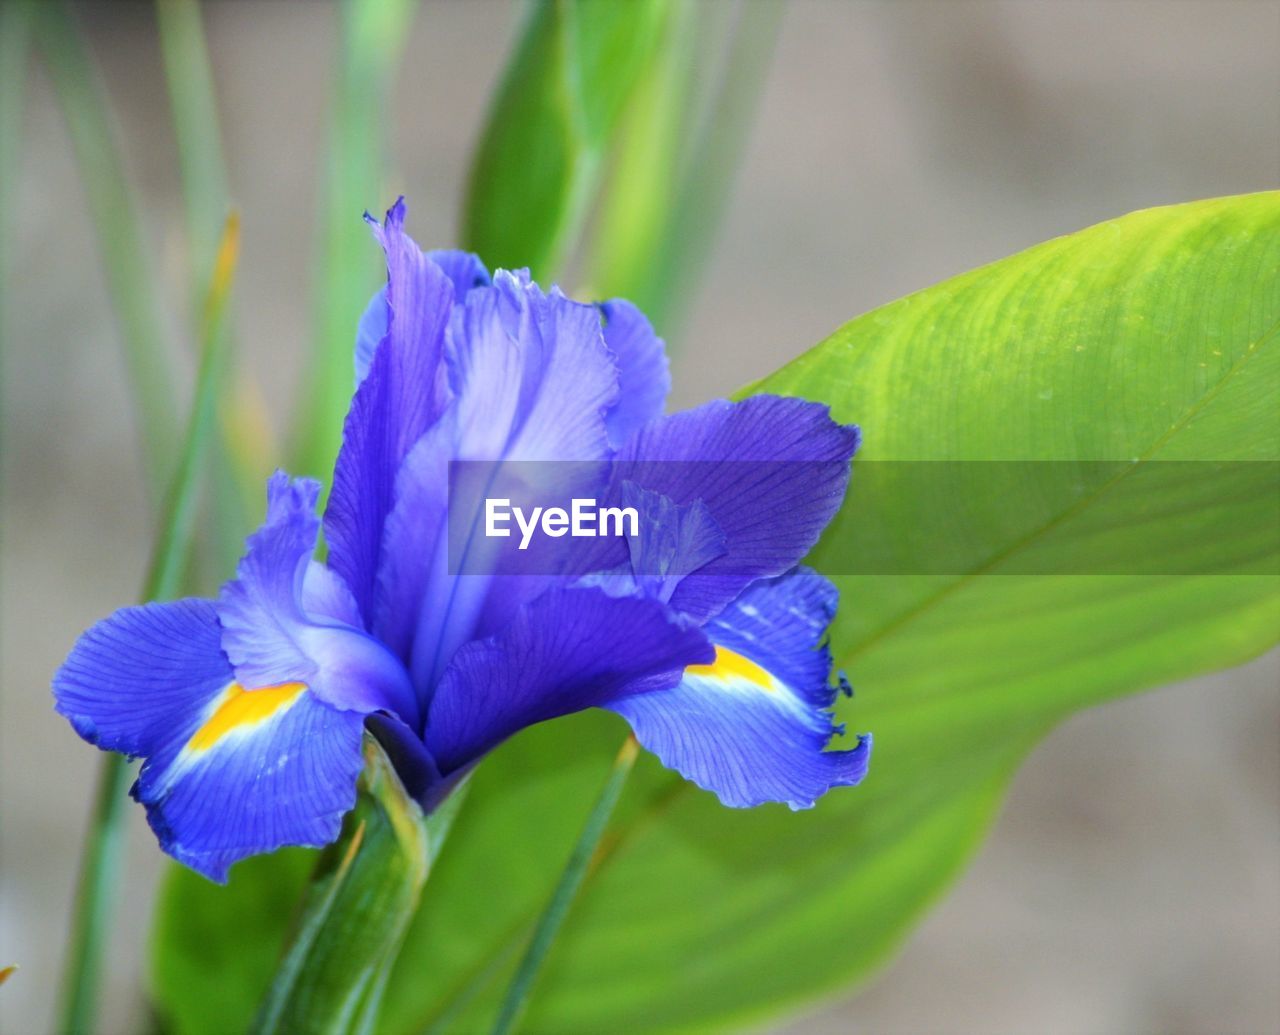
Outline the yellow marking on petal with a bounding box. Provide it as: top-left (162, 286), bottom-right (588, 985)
top-left (685, 646), bottom-right (776, 691)
top-left (187, 681), bottom-right (306, 753)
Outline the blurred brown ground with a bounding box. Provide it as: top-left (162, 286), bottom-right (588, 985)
top-left (2, 2), bottom-right (1277, 1033)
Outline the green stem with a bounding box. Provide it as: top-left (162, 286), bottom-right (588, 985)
top-left (57, 215), bottom-right (241, 1035)
top-left (489, 736), bottom-right (641, 1035)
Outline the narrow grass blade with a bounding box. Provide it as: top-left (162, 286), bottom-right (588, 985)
top-left (34, 2), bottom-right (180, 501)
top-left (293, 0), bottom-right (418, 481)
top-left (489, 736), bottom-right (640, 1035)
top-left (58, 213), bottom-right (241, 1035)
top-left (155, 0), bottom-right (259, 576)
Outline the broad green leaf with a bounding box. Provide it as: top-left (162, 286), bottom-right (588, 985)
top-left (462, 0), bottom-right (671, 280)
top-left (394, 193), bottom-right (1280, 1032)
top-left (150, 195), bottom-right (1280, 1034)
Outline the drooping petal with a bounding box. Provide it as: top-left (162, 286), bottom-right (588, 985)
top-left (218, 472), bottom-right (419, 726)
top-left (599, 299), bottom-right (669, 449)
top-left (137, 688), bottom-right (366, 883)
top-left (54, 598), bottom-right (234, 758)
top-left (327, 200), bottom-right (456, 623)
top-left (53, 597), bottom-right (367, 882)
top-left (608, 569), bottom-right (870, 810)
top-left (608, 395), bottom-right (860, 622)
top-left (423, 587), bottom-right (712, 776)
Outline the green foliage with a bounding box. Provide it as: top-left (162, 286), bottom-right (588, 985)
top-left (293, 0), bottom-right (418, 482)
top-left (251, 739), bottom-right (432, 1035)
top-left (34, 2), bottom-right (180, 501)
top-left (588, 0), bottom-right (782, 332)
top-left (463, 0), bottom-right (671, 281)
top-left (150, 194), bottom-right (1280, 1034)
top-left (154, 850), bottom-right (316, 1035)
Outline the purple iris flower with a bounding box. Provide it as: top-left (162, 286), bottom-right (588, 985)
top-left (53, 200), bottom-right (870, 882)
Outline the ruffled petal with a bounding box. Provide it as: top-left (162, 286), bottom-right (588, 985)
top-left (423, 587), bottom-right (711, 776)
top-left (608, 569), bottom-right (870, 810)
top-left (599, 299), bottom-right (669, 449)
top-left (446, 271), bottom-right (618, 463)
top-left (426, 249), bottom-right (490, 302)
top-left (327, 200), bottom-right (455, 623)
top-left (384, 272), bottom-right (620, 692)
top-left (216, 472), bottom-right (322, 688)
top-left (609, 395), bottom-right (859, 622)
top-left (219, 472), bottom-right (419, 726)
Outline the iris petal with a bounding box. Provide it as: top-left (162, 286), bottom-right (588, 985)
top-left (327, 200), bottom-right (456, 624)
top-left (599, 299), bottom-right (670, 449)
top-left (611, 395), bottom-right (860, 622)
top-left (53, 597), bottom-right (367, 882)
top-left (608, 569), bottom-right (870, 809)
top-left (424, 587), bottom-right (712, 776)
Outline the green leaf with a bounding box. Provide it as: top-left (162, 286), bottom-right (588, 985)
top-left (586, 0), bottom-right (782, 333)
top-left (34, 1), bottom-right (180, 502)
top-left (150, 195), bottom-right (1280, 1034)
top-left (397, 193), bottom-right (1280, 1032)
top-left (462, 0), bottom-right (671, 280)
top-left (153, 850), bottom-right (316, 1035)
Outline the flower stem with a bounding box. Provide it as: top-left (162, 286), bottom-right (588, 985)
top-left (490, 735), bottom-right (641, 1035)
top-left (57, 214), bottom-right (240, 1034)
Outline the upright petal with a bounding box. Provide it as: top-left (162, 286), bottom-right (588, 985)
top-left (599, 299), bottom-right (669, 449)
top-left (53, 598), bottom-right (366, 882)
top-left (427, 249), bottom-right (491, 302)
top-left (446, 271), bottom-right (617, 463)
top-left (327, 200), bottom-right (455, 623)
top-left (609, 395), bottom-right (860, 621)
top-left (395, 273), bottom-right (621, 692)
top-left (608, 569), bottom-right (870, 810)
top-left (423, 587), bottom-right (711, 776)
top-left (353, 285), bottom-right (389, 387)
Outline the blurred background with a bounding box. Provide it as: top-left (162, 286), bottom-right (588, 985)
top-left (2, 1), bottom-right (1277, 1032)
